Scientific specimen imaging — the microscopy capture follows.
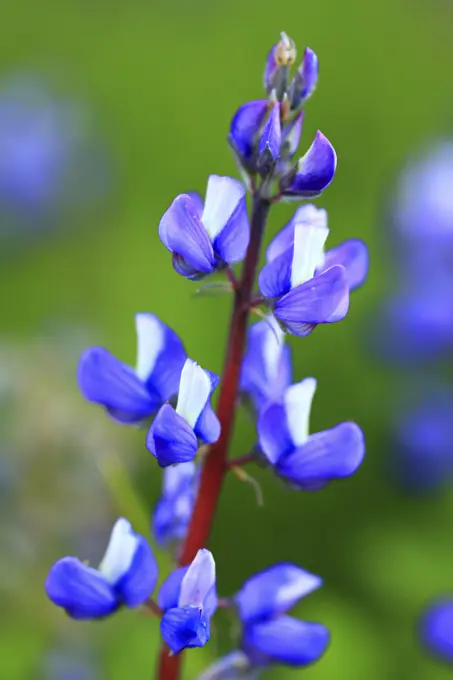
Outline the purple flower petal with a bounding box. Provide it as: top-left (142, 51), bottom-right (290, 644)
top-left (236, 563), bottom-right (322, 624)
top-left (193, 370), bottom-right (221, 443)
top-left (263, 44), bottom-right (278, 91)
top-left (229, 100), bottom-right (268, 161)
top-left (258, 102), bottom-right (281, 166)
top-left (421, 599), bottom-right (453, 663)
top-left (144, 317), bottom-right (187, 402)
top-left (45, 557), bottom-right (117, 620)
top-left (115, 534), bottom-right (158, 607)
top-left (186, 191), bottom-right (204, 217)
top-left (153, 464), bottom-right (196, 546)
top-left (206, 177), bottom-right (249, 263)
top-left (240, 317), bottom-right (292, 411)
top-left (321, 239), bottom-right (368, 291)
top-left (277, 422), bottom-right (365, 490)
top-left (158, 566), bottom-right (189, 611)
top-left (280, 131), bottom-right (336, 199)
top-left (159, 194), bottom-right (216, 277)
top-left (161, 605), bottom-right (210, 654)
top-left (146, 403), bottom-right (198, 467)
top-left (266, 204), bottom-right (328, 263)
top-left (77, 347), bottom-right (158, 423)
top-left (290, 47), bottom-right (319, 109)
top-left (179, 549), bottom-right (216, 612)
top-left (244, 616), bottom-right (329, 667)
top-left (257, 402), bottom-right (293, 465)
top-left (258, 247), bottom-right (293, 299)
top-left (274, 265), bottom-right (349, 336)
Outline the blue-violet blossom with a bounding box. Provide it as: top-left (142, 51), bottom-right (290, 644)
top-left (240, 315), bottom-right (292, 412)
top-left (78, 313), bottom-right (186, 424)
top-left (158, 548), bottom-right (217, 654)
top-left (153, 462), bottom-right (197, 546)
top-left (159, 175), bottom-right (249, 280)
top-left (236, 563), bottom-right (329, 666)
top-left (257, 377), bottom-right (365, 489)
top-left (146, 358), bottom-right (220, 466)
top-left (259, 204), bottom-right (368, 336)
top-left (45, 518), bottom-right (158, 619)
top-left (421, 599), bottom-right (453, 663)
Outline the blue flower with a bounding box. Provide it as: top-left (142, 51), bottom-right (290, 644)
top-left (235, 563), bottom-right (329, 667)
top-left (263, 34), bottom-right (318, 110)
top-left (153, 462), bottom-right (197, 546)
top-left (229, 101), bottom-right (269, 174)
top-left (45, 518), bottom-right (158, 619)
top-left (240, 315), bottom-right (292, 412)
top-left (146, 358), bottom-right (220, 467)
top-left (159, 175), bottom-right (250, 280)
top-left (278, 131), bottom-right (336, 200)
top-left (421, 599), bottom-right (453, 663)
top-left (257, 378), bottom-right (365, 489)
top-left (259, 205), bottom-right (368, 335)
top-left (158, 548), bottom-right (217, 654)
top-left (393, 390), bottom-right (453, 491)
top-left (77, 313), bottom-right (186, 424)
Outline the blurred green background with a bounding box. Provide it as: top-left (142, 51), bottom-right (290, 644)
top-left (1, 0), bottom-right (453, 678)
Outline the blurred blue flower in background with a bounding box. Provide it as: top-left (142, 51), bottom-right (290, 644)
top-left (0, 75), bottom-right (111, 247)
top-left (392, 387), bottom-right (453, 491)
top-left (420, 599), bottom-right (453, 664)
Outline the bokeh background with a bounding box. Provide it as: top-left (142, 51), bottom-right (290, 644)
top-left (1, 0), bottom-right (453, 678)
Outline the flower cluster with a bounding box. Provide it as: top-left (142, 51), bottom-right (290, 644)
top-left (375, 142), bottom-right (453, 662)
top-left (45, 33), bottom-right (368, 679)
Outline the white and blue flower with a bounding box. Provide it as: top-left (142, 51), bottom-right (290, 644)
top-left (236, 563), bottom-right (329, 667)
top-left (159, 175), bottom-right (250, 280)
top-left (159, 549), bottom-right (217, 655)
top-left (240, 315), bottom-right (292, 412)
top-left (257, 377), bottom-right (365, 489)
top-left (146, 358), bottom-right (220, 467)
top-left (77, 313), bottom-right (186, 424)
top-left (259, 204), bottom-right (368, 336)
top-left (45, 518), bottom-right (158, 619)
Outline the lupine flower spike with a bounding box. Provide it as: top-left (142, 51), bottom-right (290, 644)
top-left (45, 518), bottom-right (158, 619)
top-left (46, 30), bottom-right (367, 680)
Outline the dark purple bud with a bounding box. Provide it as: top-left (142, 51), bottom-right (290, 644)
top-left (280, 131), bottom-right (336, 199)
top-left (229, 100), bottom-right (268, 172)
top-left (258, 102), bottom-right (281, 175)
top-left (290, 47), bottom-right (319, 110)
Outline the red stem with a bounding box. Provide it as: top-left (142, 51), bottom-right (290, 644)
top-left (157, 195), bottom-right (270, 680)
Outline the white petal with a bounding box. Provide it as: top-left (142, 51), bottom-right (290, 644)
top-left (284, 378), bottom-right (317, 446)
top-left (178, 548), bottom-right (216, 607)
top-left (202, 175), bottom-right (245, 241)
top-left (275, 565), bottom-right (322, 609)
top-left (176, 359), bottom-right (212, 428)
top-left (293, 204), bottom-right (328, 229)
top-left (98, 518), bottom-right (139, 585)
top-left (262, 315), bottom-right (285, 382)
top-left (163, 462), bottom-right (196, 497)
top-left (135, 313), bottom-right (165, 382)
top-left (291, 223), bottom-right (329, 288)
